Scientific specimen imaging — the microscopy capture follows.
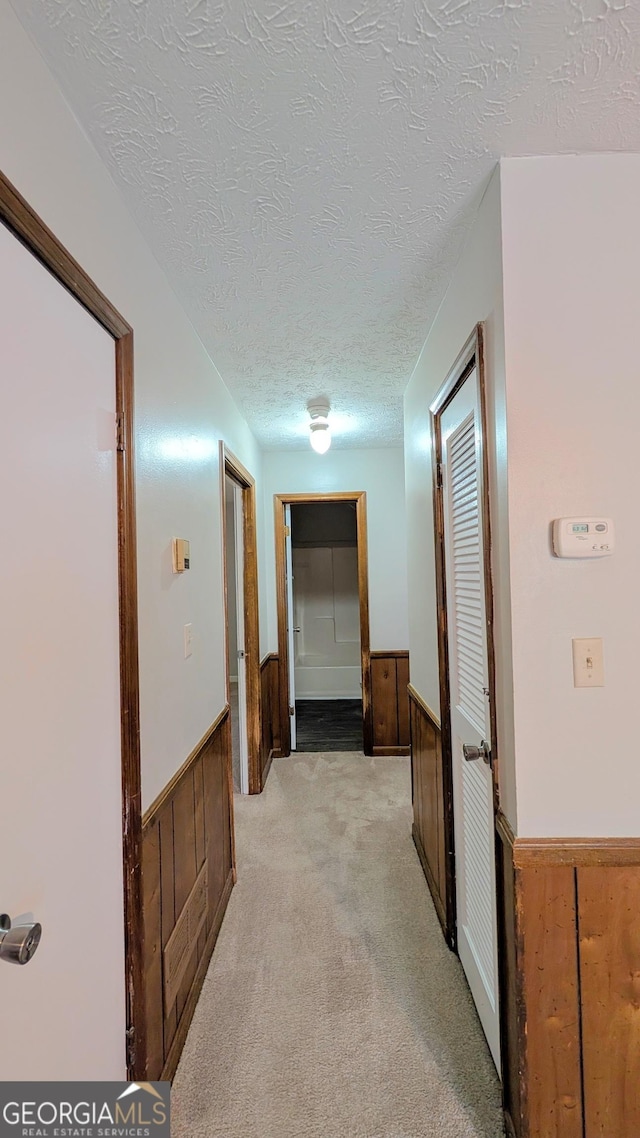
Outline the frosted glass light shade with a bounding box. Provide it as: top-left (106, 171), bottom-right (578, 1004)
top-left (310, 422), bottom-right (331, 453)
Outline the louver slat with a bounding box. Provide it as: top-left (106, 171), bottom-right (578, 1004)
top-left (448, 417), bottom-right (485, 736)
top-left (447, 410), bottom-right (495, 1000)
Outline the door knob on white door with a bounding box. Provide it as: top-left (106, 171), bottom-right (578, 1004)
top-left (462, 741), bottom-right (491, 766)
top-left (0, 914), bottom-right (42, 965)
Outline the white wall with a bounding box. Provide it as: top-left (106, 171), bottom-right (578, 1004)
top-left (501, 154), bottom-right (640, 837)
top-left (403, 169), bottom-right (517, 827)
top-left (0, 3), bottom-right (266, 809)
top-left (263, 448), bottom-right (409, 653)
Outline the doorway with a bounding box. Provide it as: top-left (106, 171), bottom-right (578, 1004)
top-left (274, 492), bottom-right (372, 756)
top-left (431, 324), bottom-right (501, 1071)
top-left (0, 172), bottom-right (143, 1078)
top-left (291, 501), bottom-right (363, 751)
top-left (221, 445), bottom-right (261, 794)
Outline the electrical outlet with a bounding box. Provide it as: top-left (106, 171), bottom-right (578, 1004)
top-left (184, 623), bottom-right (193, 659)
top-left (572, 638), bottom-right (604, 687)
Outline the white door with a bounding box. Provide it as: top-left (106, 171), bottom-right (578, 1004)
top-left (284, 504), bottom-right (297, 750)
top-left (440, 367), bottom-right (500, 1071)
top-left (233, 481), bottom-right (250, 793)
top-left (0, 222), bottom-right (126, 1076)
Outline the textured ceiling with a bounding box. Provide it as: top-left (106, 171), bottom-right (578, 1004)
top-left (11, 0), bottom-right (640, 448)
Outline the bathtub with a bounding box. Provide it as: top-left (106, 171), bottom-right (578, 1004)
top-left (295, 646), bottom-right (362, 700)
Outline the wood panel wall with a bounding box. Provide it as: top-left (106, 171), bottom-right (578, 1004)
top-left (260, 652), bottom-right (281, 788)
top-left (408, 684), bottom-right (452, 943)
top-left (497, 814), bottom-right (640, 1138)
top-left (142, 706), bottom-right (235, 1081)
top-left (370, 650), bottom-right (410, 755)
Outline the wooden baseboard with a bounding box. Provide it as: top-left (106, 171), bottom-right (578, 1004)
top-left (261, 747), bottom-right (275, 789)
top-left (503, 1109), bottom-right (517, 1138)
top-left (513, 835), bottom-right (640, 867)
top-left (371, 650), bottom-right (410, 751)
top-left (161, 868), bottom-right (234, 1082)
top-left (143, 707), bottom-right (233, 1079)
top-left (496, 813), bottom-right (640, 1138)
top-left (142, 705), bottom-right (229, 830)
top-left (407, 683), bottom-right (440, 728)
top-left (260, 653), bottom-right (280, 788)
top-left (409, 687), bottom-right (452, 945)
top-left (412, 823), bottom-right (448, 940)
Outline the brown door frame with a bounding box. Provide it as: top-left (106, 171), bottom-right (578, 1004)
top-left (274, 491), bottom-right (372, 756)
top-left (429, 322), bottom-right (500, 949)
top-left (0, 171), bottom-right (144, 1076)
top-left (220, 444), bottom-right (262, 795)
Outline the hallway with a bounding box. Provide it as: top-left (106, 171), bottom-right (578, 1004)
top-left (172, 754), bottom-right (504, 1138)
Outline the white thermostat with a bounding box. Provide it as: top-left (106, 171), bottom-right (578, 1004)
top-left (552, 517), bottom-right (614, 558)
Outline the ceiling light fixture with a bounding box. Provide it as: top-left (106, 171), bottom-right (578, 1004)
top-left (308, 397), bottom-right (331, 454)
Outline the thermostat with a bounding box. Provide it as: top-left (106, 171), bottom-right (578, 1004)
top-left (172, 538), bottom-right (190, 572)
top-left (552, 518), bottom-right (614, 558)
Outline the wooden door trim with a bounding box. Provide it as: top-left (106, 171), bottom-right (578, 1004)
top-left (274, 491), bottom-right (372, 756)
top-left (0, 170), bottom-right (144, 1077)
top-left (221, 444), bottom-right (262, 796)
top-left (429, 323), bottom-right (498, 950)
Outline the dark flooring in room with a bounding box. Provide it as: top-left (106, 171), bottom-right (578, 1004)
top-left (295, 699), bottom-right (363, 752)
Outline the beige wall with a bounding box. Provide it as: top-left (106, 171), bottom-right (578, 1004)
top-left (0, 3), bottom-right (266, 810)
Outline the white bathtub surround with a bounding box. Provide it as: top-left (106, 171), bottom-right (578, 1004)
top-left (292, 544), bottom-right (361, 700)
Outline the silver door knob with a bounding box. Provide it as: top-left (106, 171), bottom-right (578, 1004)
top-left (0, 914), bottom-right (42, 965)
top-left (462, 740), bottom-right (491, 765)
top-left (293, 627), bottom-right (301, 633)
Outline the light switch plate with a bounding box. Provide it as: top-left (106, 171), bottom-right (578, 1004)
top-left (184, 623), bottom-right (193, 659)
top-left (572, 638), bottom-right (604, 687)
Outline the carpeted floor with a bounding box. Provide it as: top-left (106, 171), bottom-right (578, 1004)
top-left (172, 753), bottom-right (504, 1138)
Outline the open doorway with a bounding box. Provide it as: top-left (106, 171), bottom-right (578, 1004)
top-left (221, 445), bottom-right (262, 795)
top-left (290, 502), bottom-right (362, 751)
top-left (275, 492), bottom-right (372, 756)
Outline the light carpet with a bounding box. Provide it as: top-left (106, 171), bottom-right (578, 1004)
top-left (171, 752), bottom-right (505, 1138)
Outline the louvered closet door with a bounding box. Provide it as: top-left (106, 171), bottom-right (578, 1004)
top-left (441, 367), bottom-right (500, 1071)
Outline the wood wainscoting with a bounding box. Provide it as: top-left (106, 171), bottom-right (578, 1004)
top-left (370, 650), bottom-right (410, 755)
top-left (408, 684), bottom-right (453, 944)
top-left (497, 813), bottom-right (640, 1138)
top-left (142, 706), bottom-right (235, 1081)
top-left (260, 652), bottom-right (281, 788)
